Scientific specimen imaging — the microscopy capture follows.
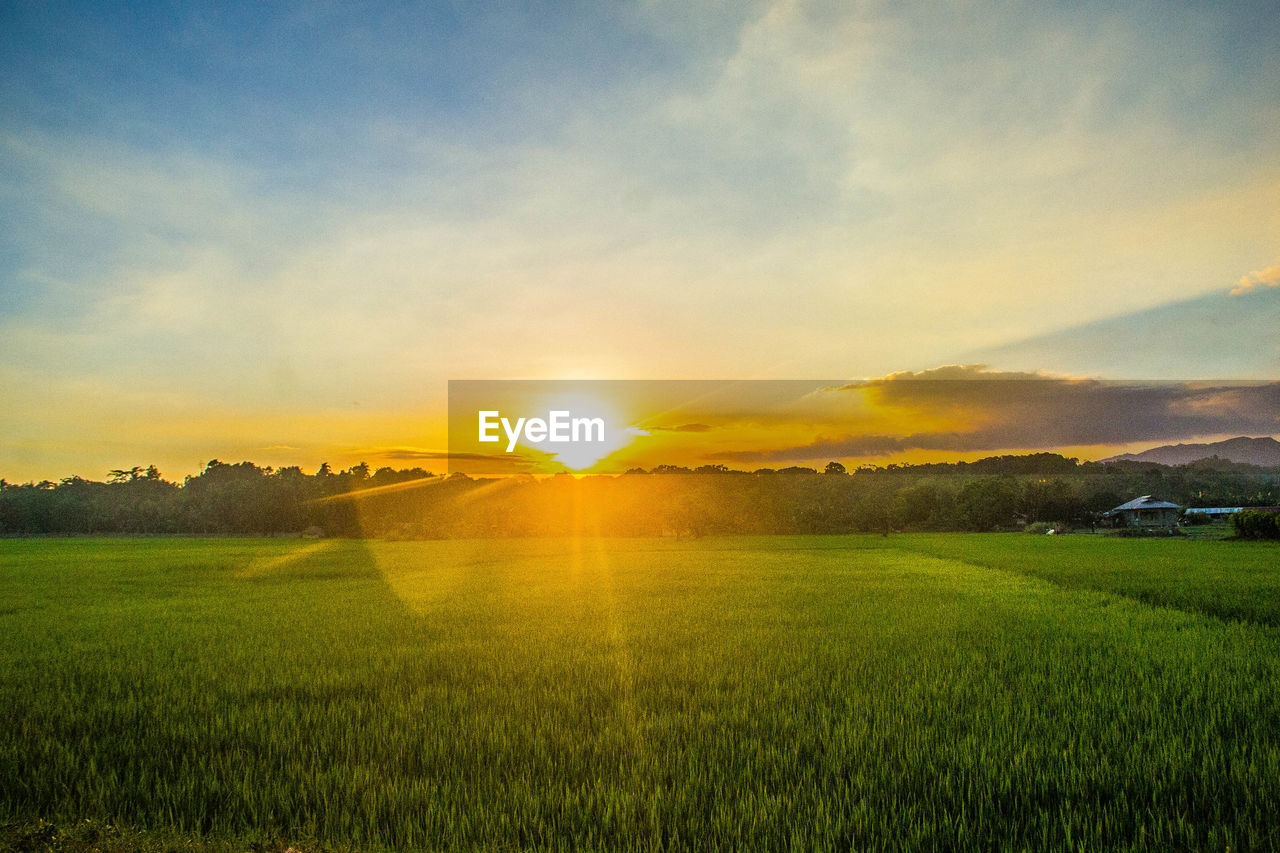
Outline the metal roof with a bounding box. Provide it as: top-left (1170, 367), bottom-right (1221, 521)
top-left (1108, 495), bottom-right (1182, 513)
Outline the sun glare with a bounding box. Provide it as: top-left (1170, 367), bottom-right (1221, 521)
top-left (534, 391), bottom-right (640, 472)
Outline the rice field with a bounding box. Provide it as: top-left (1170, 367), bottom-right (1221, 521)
top-left (2, 534), bottom-right (1279, 851)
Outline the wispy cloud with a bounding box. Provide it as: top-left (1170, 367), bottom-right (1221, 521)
top-left (647, 423), bottom-right (714, 433)
top-left (370, 449), bottom-right (517, 463)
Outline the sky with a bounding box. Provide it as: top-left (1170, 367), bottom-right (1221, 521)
top-left (2, 1), bottom-right (1279, 481)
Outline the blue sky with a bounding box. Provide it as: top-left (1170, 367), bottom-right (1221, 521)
top-left (2, 1), bottom-right (1279, 479)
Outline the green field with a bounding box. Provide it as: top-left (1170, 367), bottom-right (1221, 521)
top-left (2, 535), bottom-right (1279, 852)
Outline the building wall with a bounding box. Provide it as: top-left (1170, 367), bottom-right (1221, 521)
top-left (1121, 508), bottom-right (1179, 527)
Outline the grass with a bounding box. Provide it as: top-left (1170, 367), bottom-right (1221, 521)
top-left (0, 817), bottom-right (343, 853)
top-left (896, 532), bottom-right (1280, 626)
top-left (1, 535), bottom-right (1279, 851)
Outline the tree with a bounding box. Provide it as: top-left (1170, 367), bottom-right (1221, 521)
top-left (956, 477), bottom-right (1019, 532)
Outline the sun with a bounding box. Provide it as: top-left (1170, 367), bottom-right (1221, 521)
top-left (534, 391), bottom-right (644, 472)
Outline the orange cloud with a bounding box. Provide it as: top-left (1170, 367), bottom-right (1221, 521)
top-left (1231, 264), bottom-right (1280, 295)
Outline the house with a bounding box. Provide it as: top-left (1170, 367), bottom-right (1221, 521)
top-left (1186, 507), bottom-right (1244, 522)
top-left (1187, 506), bottom-right (1280, 522)
top-left (1103, 495), bottom-right (1182, 527)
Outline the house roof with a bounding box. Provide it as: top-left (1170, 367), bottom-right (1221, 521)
top-left (1108, 495), bottom-right (1182, 513)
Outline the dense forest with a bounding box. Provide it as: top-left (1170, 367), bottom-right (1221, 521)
top-left (3, 453), bottom-right (1279, 538)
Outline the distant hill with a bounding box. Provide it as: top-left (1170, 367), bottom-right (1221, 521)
top-left (1102, 436), bottom-right (1280, 467)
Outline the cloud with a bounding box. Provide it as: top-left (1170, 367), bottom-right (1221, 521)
top-left (1231, 265), bottom-right (1280, 295)
top-left (706, 371), bottom-right (1280, 463)
top-left (835, 364), bottom-right (1052, 386)
top-left (371, 449), bottom-right (520, 463)
top-left (647, 423), bottom-right (714, 433)
top-left (709, 434), bottom-right (908, 462)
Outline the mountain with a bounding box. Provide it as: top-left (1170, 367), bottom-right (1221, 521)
top-left (1102, 436), bottom-right (1280, 467)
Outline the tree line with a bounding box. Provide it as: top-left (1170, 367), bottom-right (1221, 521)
top-left (2, 453), bottom-right (1278, 538)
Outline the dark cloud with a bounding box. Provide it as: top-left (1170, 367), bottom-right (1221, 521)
top-left (709, 373), bottom-right (1280, 463)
